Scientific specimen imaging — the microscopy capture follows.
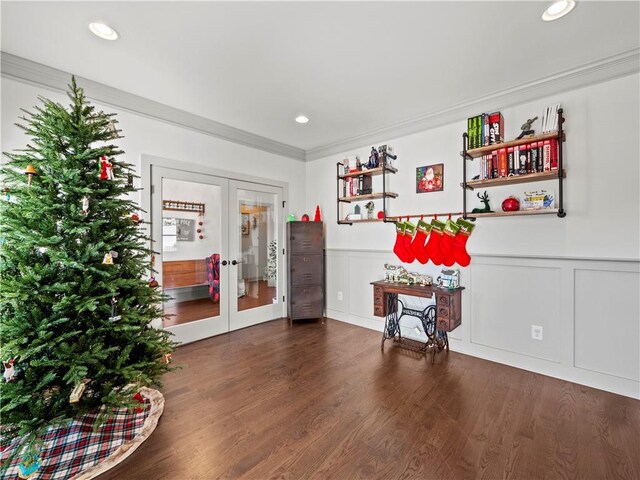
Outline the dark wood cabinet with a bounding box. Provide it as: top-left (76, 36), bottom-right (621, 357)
top-left (287, 222), bottom-right (324, 323)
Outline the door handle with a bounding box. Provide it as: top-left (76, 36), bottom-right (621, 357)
top-left (232, 260), bottom-right (242, 266)
top-left (221, 260), bottom-right (228, 266)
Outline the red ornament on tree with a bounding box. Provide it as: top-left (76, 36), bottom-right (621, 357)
top-left (301, 214), bottom-right (310, 222)
top-left (314, 206), bottom-right (322, 222)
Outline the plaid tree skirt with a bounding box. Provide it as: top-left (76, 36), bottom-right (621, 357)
top-left (1, 388), bottom-right (164, 480)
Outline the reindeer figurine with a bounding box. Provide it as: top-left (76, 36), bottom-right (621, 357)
top-left (471, 191), bottom-right (493, 213)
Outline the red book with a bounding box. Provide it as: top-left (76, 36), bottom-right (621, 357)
top-left (550, 138), bottom-right (559, 170)
top-left (488, 112), bottom-right (504, 144)
top-left (498, 148), bottom-right (507, 177)
top-left (543, 140), bottom-right (551, 171)
top-left (491, 150), bottom-right (498, 178)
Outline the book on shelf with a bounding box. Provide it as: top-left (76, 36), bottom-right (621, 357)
top-left (507, 147), bottom-right (515, 176)
top-left (542, 103), bottom-right (561, 133)
top-left (467, 112), bottom-right (497, 149)
top-left (488, 111), bottom-right (504, 145)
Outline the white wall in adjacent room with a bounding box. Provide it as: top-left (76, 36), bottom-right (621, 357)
top-left (306, 73), bottom-right (640, 398)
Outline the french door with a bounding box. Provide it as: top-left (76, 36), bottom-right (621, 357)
top-left (151, 166), bottom-right (284, 344)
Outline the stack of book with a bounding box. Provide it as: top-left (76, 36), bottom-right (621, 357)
top-left (479, 138), bottom-right (559, 180)
top-left (541, 104), bottom-right (561, 133)
top-left (467, 112), bottom-right (504, 149)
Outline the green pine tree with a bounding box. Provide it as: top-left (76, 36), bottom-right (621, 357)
top-left (0, 78), bottom-right (175, 456)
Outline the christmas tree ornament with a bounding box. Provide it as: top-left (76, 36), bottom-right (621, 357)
top-left (452, 218), bottom-right (476, 267)
top-left (423, 219), bottom-right (446, 265)
top-left (199, 235), bottom-right (204, 240)
top-left (301, 214), bottom-right (310, 222)
top-left (99, 156), bottom-right (114, 180)
top-left (287, 214), bottom-right (296, 222)
top-left (24, 165), bottom-right (37, 187)
top-left (502, 196), bottom-right (520, 212)
top-left (127, 172), bottom-right (134, 189)
top-left (109, 296), bottom-right (122, 322)
top-left (402, 220), bottom-right (416, 263)
top-left (102, 250), bottom-right (118, 264)
top-left (148, 276), bottom-right (159, 288)
top-left (439, 219), bottom-right (461, 267)
top-left (3, 359), bottom-right (16, 382)
top-left (314, 206), bottom-right (322, 222)
top-left (410, 219), bottom-right (432, 264)
top-left (81, 196), bottom-right (89, 216)
top-left (131, 213), bottom-right (141, 224)
top-left (3, 186), bottom-right (10, 201)
top-left (163, 353), bottom-right (172, 364)
top-left (69, 381), bottom-right (88, 403)
top-left (196, 228), bottom-right (202, 233)
top-left (17, 449), bottom-right (41, 479)
top-left (132, 391), bottom-right (145, 413)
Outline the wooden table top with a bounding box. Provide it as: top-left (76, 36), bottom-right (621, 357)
top-left (371, 280), bottom-right (465, 297)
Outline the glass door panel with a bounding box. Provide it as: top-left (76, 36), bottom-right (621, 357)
top-left (151, 167), bottom-right (229, 344)
top-left (229, 181), bottom-right (284, 330)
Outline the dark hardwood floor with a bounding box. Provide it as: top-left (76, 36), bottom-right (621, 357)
top-left (163, 280), bottom-right (277, 326)
top-left (98, 319), bottom-right (640, 480)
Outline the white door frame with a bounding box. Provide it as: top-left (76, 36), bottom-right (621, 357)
top-left (141, 154), bottom-right (289, 343)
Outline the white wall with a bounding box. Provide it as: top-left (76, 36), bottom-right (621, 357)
top-left (162, 178), bottom-right (221, 262)
top-left (307, 73), bottom-right (640, 399)
top-left (1, 78), bottom-right (307, 216)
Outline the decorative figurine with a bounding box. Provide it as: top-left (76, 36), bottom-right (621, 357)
top-left (301, 214), bottom-right (310, 222)
top-left (99, 156), bottom-right (114, 180)
top-left (81, 196), bottom-right (89, 216)
top-left (516, 116), bottom-right (538, 139)
top-left (368, 147), bottom-right (379, 169)
top-left (24, 165), bottom-right (37, 187)
top-left (287, 214), bottom-right (296, 222)
top-left (3, 359), bottom-right (16, 382)
top-left (364, 201), bottom-right (375, 220)
top-left (502, 196), bottom-right (520, 212)
top-left (354, 205), bottom-right (361, 216)
top-left (437, 269), bottom-right (460, 289)
top-left (109, 296), bottom-right (122, 322)
top-left (356, 157), bottom-right (362, 171)
top-left (102, 250), bottom-right (118, 265)
top-left (471, 191), bottom-right (493, 213)
top-left (314, 205), bottom-right (322, 222)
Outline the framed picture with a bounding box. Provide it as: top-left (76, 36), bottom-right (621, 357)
top-left (241, 213), bottom-right (250, 235)
top-left (416, 164), bottom-right (444, 193)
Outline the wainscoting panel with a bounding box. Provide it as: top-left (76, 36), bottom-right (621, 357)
top-left (574, 268), bottom-right (640, 381)
top-left (324, 249), bottom-right (640, 399)
top-left (470, 263), bottom-right (562, 363)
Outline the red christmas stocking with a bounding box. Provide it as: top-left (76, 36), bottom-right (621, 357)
top-left (440, 219), bottom-right (461, 267)
top-left (403, 221), bottom-right (416, 263)
top-left (393, 222), bottom-right (409, 262)
top-left (423, 219), bottom-right (445, 265)
top-left (411, 220), bottom-right (432, 264)
top-left (452, 218), bottom-right (476, 267)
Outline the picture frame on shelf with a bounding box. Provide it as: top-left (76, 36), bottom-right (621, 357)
top-left (241, 213), bottom-right (250, 235)
top-left (416, 164), bottom-right (444, 193)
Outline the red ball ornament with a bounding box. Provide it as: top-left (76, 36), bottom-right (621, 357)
top-left (197, 228), bottom-right (202, 233)
top-left (502, 196), bottom-right (520, 212)
top-left (198, 221), bottom-right (203, 226)
top-left (377, 211), bottom-right (384, 219)
top-left (199, 235), bottom-right (204, 240)
top-left (301, 214), bottom-right (310, 222)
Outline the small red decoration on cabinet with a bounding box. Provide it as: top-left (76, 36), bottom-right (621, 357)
top-left (314, 205), bottom-right (322, 221)
top-left (501, 196), bottom-right (520, 212)
top-left (301, 214), bottom-right (310, 222)
top-left (377, 211), bottom-right (384, 219)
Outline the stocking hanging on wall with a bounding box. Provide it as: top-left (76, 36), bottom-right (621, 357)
top-left (423, 218), bottom-right (445, 266)
top-left (410, 219), bottom-right (432, 264)
top-left (452, 218), bottom-right (476, 267)
top-left (393, 222), bottom-right (410, 263)
top-left (402, 220), bottom-right (416, 263)
top-left (439, 219), bottom-right (461, 267)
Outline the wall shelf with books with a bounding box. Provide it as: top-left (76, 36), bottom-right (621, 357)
top-left (461, 107), bottom-right (566, 219)
top-left (336, 147), bottom-right (398, 225)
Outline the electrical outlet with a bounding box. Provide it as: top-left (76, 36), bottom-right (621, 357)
top-left (337, 291), bottom-right (343, 301)
top-left (531, 325), bottom-right (543, 341)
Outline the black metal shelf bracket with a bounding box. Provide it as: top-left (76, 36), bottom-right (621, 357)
top-left (556, 108), bottom-right (566, 218)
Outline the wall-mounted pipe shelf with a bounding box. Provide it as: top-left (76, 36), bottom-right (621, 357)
top-left (461, 108), bottom-right (566, 219)
top-left (338, 192), bottom-right (398, 203)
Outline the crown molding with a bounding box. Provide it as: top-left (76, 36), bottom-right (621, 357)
top-left (3, 49), bottom-right (638, 163)
top-left (0, 52), bottom-right (306, 162)
top-left (305, 48), bottom-right (640, 161)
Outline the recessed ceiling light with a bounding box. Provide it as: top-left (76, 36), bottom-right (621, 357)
top-left (295, 115), bottom-right (309, 124)
top-left (89, 22), bottom-right (119, 41)
top-left (542, 1), bottom-right (576, 22)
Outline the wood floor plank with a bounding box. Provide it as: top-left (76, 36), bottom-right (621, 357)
top-left (97, 318), bottom-right (640, 480)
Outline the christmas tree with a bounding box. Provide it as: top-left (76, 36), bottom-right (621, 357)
top-left (0, 78), bottom-right (174, 456)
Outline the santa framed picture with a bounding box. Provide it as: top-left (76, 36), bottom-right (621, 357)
top-left (416, 164), bottom-right (444, 193)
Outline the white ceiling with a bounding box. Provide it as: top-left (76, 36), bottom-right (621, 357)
top-left (2, 1), bottom-right (639, 152)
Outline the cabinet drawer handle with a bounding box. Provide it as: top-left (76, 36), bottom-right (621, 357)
top-left (303, 257), bottom-right (309, 263)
